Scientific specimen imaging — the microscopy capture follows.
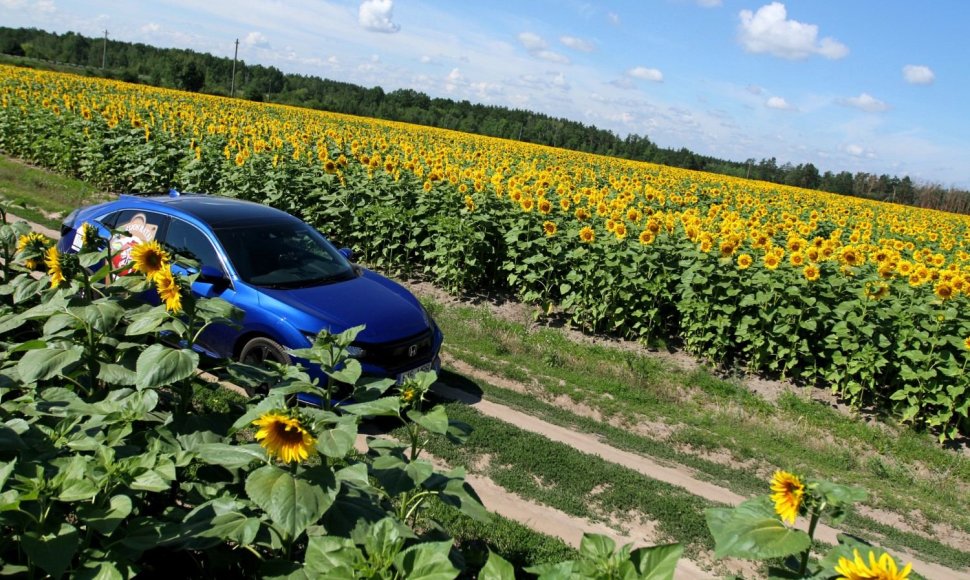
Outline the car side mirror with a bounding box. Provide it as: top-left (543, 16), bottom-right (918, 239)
top-left (199, 264), bottom-right (229, 284)
top-left (339, 248), bottom-right (354, 261)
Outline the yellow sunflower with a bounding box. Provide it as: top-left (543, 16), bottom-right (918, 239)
top-left (764, 253), bottom-right (781, 270)
top-left (252, 412), bottom-right (317, 464)
top-left (16, 232), bottom-right (51, 270)
top-left (834, 549), bottom-right (911, 580)
top-left (638, 230), bottom-right (655, 246)
top-left (934, 281), bottom-right (954, 301)
top-left (803, 265), bottom-right (820, 282)
top-left (963, 336), bottom-right (970, 351)
top-left (154, 266), bottom-right (183, 314)
top-left (543, 221), bottom-right (557, 237)
top-left (737, 253), bottom-right (753, 270)
top-left (538, 198), bottom-right (553, 215)
top-left (770, 470), bottom-right (804, 525)
top-left (464, 195), bottom-right (476, 212)
top-left (130, 240), bottom-right (171, 281)
top-left (45, 245), bottom-right (66, 288)
top-left (579, 226), bottom-right (595, 244)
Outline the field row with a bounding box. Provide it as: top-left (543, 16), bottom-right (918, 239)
top-left (0, 64), bottom-right (968, 439)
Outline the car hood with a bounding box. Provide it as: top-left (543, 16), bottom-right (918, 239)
top-left (256, 273), bottom-right (429, 342)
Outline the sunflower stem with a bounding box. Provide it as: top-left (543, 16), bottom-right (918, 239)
top-left (797, 509), bottom-right (821, 576)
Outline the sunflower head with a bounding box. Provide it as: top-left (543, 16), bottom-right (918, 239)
top-left (130, 240), bottom-right (171, 281)
top-left (45, 245), bottom-right (67, 288)
top-left (252, 411), bottom-right (317, 464)
top-left (154, 265), bottom-right (183, 314)
top-left (770, 470), bottom-right (805, 525)
top-left (737, 253), bottom-right (753, 270)
top-left (543, 221), bottom-right (557, 237)
top-left (16, 232), bottom-right (51, 270)
top-left (579, 226), bottom-right (595, 244)
top-left (834, 549), bottom-right (912, 580)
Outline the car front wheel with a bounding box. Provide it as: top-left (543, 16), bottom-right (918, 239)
top-left (239, 337), bottom-right (290, 367)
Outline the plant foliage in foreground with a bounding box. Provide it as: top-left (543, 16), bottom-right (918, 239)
top-left (0, 214), bottom-right (683, 578)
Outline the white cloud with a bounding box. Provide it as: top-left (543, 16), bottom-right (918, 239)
top-left (420, 55), bottom-right (433, 64)
top-left (560, 35), bottom-right (594, 52)
top-left (841, 93), bottom-right (890, 113)
top-left (358, 0), bottom-right (400, 33)
top-left (738, 2), bottom-right (848, 59)
top-left (140, 22), bottom-right (160, 34)
top-left (243, 31), bottom-right (269, 47)
top-left (902, 64), bottom-right (935, 85)
top-left (517, 32), bottom-right (569, 64)
top-left (766, 96), bottom-right (793, 110)
top-left (444, 67), bottom-right (462, 92)
top-left (518, 32), bottom-right (545, 51)
top-left (1, 0), bottom-right (53, 12)
top-left (607, 12), bottom-right (621, 26)
top-left (628, 66), bottom-right (663, 82)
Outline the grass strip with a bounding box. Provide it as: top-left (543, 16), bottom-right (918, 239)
top-left (426, 300), bottom-right (970, 531)
top-left (0, 156), bottom-right (102, 229)
top-left (401, 401), bottom-right (719, 559)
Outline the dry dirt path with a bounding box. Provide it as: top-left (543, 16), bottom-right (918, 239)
top-left (15, 212), bottom-right (966, 579)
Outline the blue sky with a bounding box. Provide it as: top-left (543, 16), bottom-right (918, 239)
top-left (3, 0), bottom-right (969, 188)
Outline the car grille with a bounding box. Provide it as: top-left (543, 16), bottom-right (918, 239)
top-left (356, 329), bottom-right (434, 373)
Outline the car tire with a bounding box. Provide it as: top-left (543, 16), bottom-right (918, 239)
top-left (239, 337), bottom-right (290, 367)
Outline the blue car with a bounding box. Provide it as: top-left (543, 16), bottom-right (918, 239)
top-left (57, 192), bottom-right (442, 385)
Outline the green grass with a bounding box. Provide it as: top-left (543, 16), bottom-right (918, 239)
top-left (0, 156), bottom-right (103, 229)
top-left (421, 299), bottom-right (970, 569)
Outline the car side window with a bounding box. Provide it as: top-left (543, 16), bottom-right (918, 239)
top-left (107, 210), bottom-right (170, 273)
top-left (163, 219), bottom-right (221, 271)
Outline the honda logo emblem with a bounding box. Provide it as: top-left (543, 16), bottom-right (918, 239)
top-left (408, 344), bottom-right (418, 357)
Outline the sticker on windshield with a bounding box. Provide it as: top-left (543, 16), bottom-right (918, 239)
top-left (110, 213), bottom-right (159, 274)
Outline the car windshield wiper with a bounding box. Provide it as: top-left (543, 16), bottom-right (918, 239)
top-left (256, 275), bottom-right (347, 289)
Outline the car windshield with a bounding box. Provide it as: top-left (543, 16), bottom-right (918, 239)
top-left (214, 220), bottom-right (355, 288)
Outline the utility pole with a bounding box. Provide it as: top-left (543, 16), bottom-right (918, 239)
top-left (230, 38), bottom-right (239, 98)
top-left (101, 29), bottom-right (108, 69)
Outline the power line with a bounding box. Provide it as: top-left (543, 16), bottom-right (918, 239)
top-left (230, 38), bottom-right (239, 98)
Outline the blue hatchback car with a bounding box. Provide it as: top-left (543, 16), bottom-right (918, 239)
top-left (57, 193), bottom-right (442, 384)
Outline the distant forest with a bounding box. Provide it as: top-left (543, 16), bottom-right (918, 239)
top-left (1, 26), bottom-right (968, 215)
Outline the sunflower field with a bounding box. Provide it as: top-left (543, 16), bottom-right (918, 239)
top-left (0, 64), bottom-right (968, 440)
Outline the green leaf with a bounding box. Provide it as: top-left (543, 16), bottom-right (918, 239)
top-left (342, 396), bottom-right (401, 417)
top-left (125, 307), bottom-right (171, 336)
top-left (394, 540), bottom-right (459, 580)
top-left (17, 346), bottom-right (82, 383)
top-left (245, 465), bottom-right (336, 541)
top-left (195, 443), bottom-right (266, 469)
top-left (77, 495), bottom-right (133, 535)
top-left (22, 523), bottom-right (79, 579)
top-left (706, 500), bottom-right (811, 560)
top-left (631, 543), bottom-right (683, 579)
top-left (58, 478), bottom-right (100, 502)
top-left (135, 344), bottom-right (198, 390)
top-left (74, 560), bottom-right (124, 580)
top-left (479, 552), bottom-right (516, 580)
top-left (303, 535), bottom-right (360, 577)
top-left (315, 419), bottom-right (358, 458)
top-left (408, 405), bottom-right (449, 435)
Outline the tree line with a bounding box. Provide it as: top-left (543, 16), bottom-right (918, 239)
top-left (1, 26), bottom-right (968, 214)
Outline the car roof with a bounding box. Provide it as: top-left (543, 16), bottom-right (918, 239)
top-left (115, 194), bottom-right (300, 229)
